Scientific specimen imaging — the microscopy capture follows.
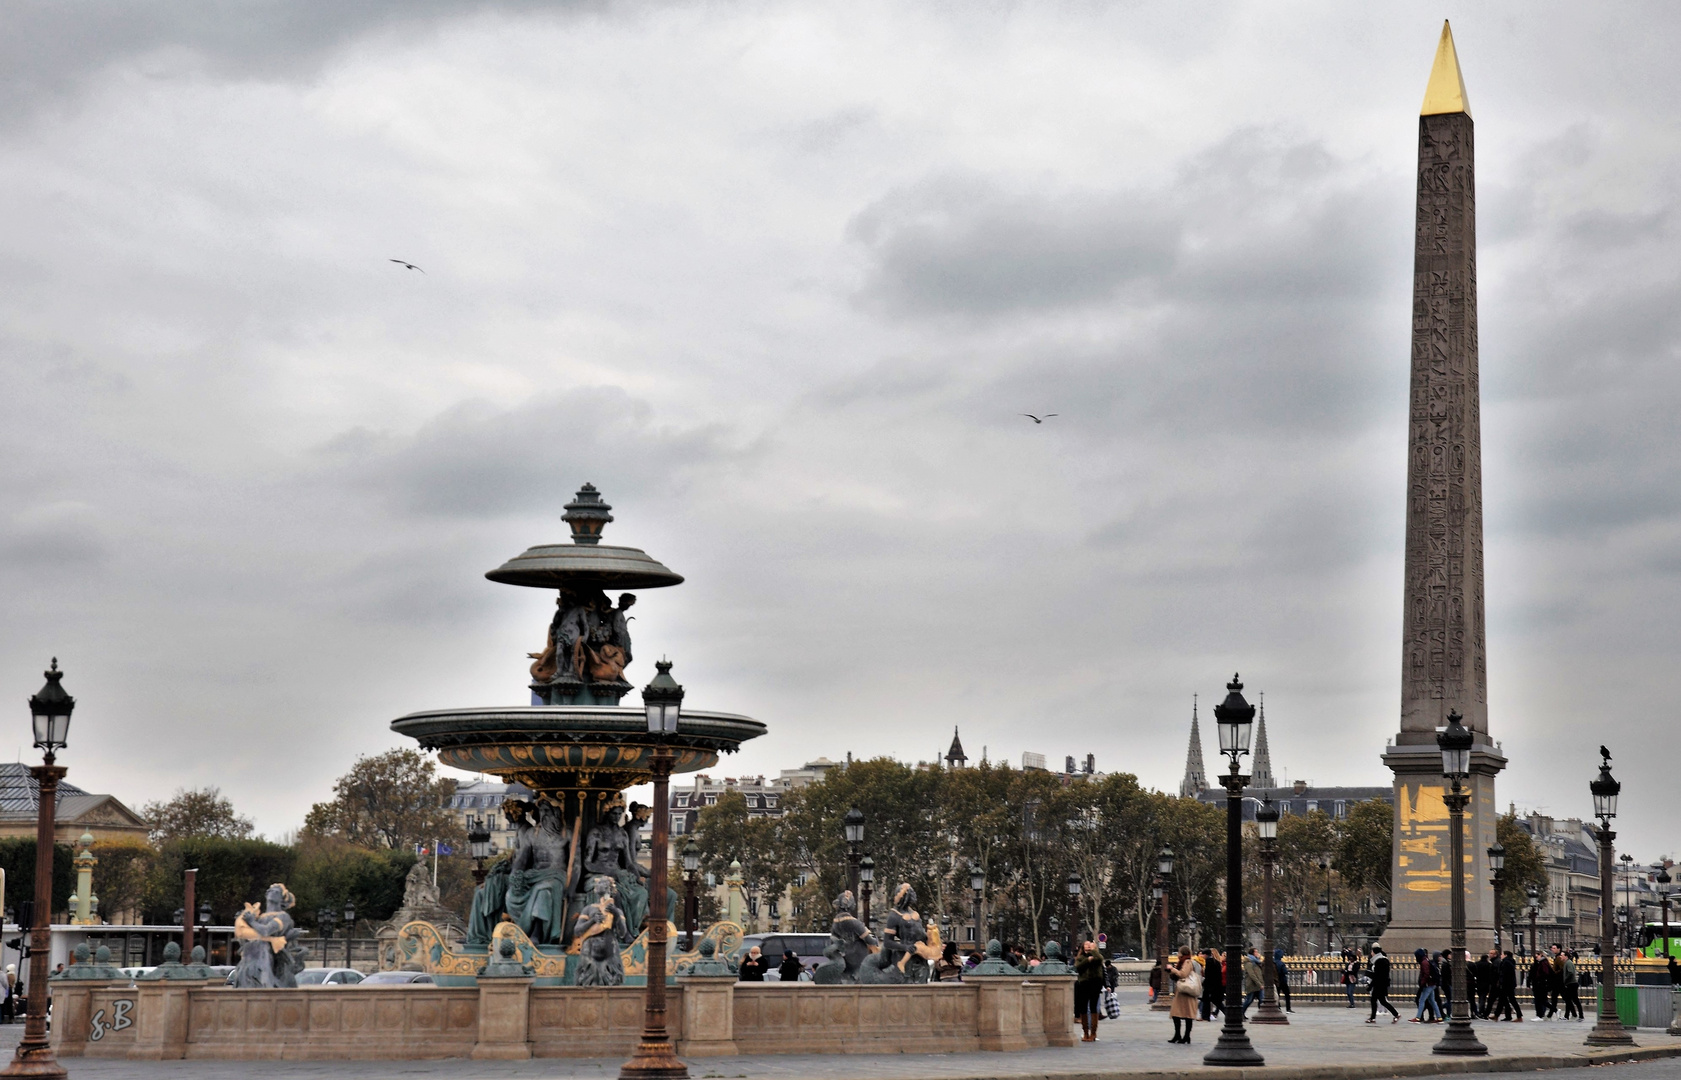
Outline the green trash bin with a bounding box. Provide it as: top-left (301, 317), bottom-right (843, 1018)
top-left (1595, 985), bottom-right (1640, 1028)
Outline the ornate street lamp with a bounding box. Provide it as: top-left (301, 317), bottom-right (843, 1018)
top-left (318, 907), bottom-right (336, 966)
top-left (1253, 797), bottom-right (1287, 1025)
top-left (858, 855), bottom-right (875, 928)
top-left (1488, 842), bottom-right (1506, 952)
top-left (969, 865), bottom-right (985, 947)
top-left (1203, 673), bottom-right (1263, 1067)
top-left (1526, 884), bottom-right (1541, 958)
top-left (1431, 711), bottom-right (1485, 1055)
top-left (1374, 896), bottom-right (1389, 938)
top-left (621, 659), bottom-right (688, 1080)
top-left (2, 660), bottom-right (74, 1080)
top-left (1586, 747), bottom-right (1633, 1047)
top-left (681, 840), bottom-right (701, 949)
top-left (343, 899), bottom-right (356, 969)
top-left (1066, 872), bottom-right (1083, 952)
top-left (468, 815), bottom-right (494, 886)
top-left (844, 808), bottom-right (865, 898)
top-left (1657, 868), bottom-right (1673, 960)
top-left (1152, 846), bottom-right (1174, 1012)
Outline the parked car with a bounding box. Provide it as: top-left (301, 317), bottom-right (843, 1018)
top-left (296, 967), bottom-right (365, 986)
top-left (358, 970), bottom-right (436, 986)
top-left (118, 966), bottom-right (155, 980)
top-left (738, 933), bottom-right (832, 980)
top-left (1111, 954), bottom-right (1143, 962)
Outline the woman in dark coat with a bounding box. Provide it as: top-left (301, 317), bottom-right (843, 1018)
top-left (1074, 941), bottom-right (1106, 1042)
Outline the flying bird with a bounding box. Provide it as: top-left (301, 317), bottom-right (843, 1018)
top-left (1021, 413), bottom-right (1059, 424)
top-left (389, 259), bottom-right (425, 272)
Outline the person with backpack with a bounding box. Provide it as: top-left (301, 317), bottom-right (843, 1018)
top-left (1366, 945), bottom-right (1399, 1023)
top-left (1409, 948), bottom-right (1441, 1022)
top-left (1167, 947), bottom-right (1203, 1045)
top-left (1342, 948), bottom-right (1362, 1008)
top-left (1272, 948), bottom-right (1294, 1012)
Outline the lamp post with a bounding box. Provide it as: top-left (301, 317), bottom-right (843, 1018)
top-left (1657, 868), bottom-right (1672, 960)
top-left (1586, 746), bottom-right (1634, 1047)
top-left (318, 907), bottom-right (336, 967)
top-left (621, 659), bottom-right (688, 1080)
top-left (858, 855), bottom-right (875, 929)
top-left (468, 815), bottom-right (493, 887)
top-left (3, 660), bottom-right (73, 1080)
top-left (843, 808), bottom-right (865, 899)
top-left (1203, 673), bottom-right (1264, 1067)
top-left (681, 840), bottom-right (700, 950)
top-left (1318, 854), bottom-right (1334, 952)
top-left (1374, 896), bottom-right (1389, 940)
top-left (343, 899), bottom-right (355, 969)
top-left (1527, 885), bottom-right (1540, 958)
top-left (1066, 872), bottom-right (1082, 952)
top-left (1488, 843), bottom-right (1506, 953)
top-left (1253, 796), bottom-right (1287, 1025)
top-left (1186, 918), bottom-right (1199, 951)
top-left (1431, 710), bottom-right (1485, 1056)
top-left (969, 865), bottom-right (985, 947)
top-left (1152, 846), bottom-right (1174, 1012)
top-left (1621, 853), bottom-right (1635, 950)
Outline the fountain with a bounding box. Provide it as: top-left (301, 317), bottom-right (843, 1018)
top-left (389, 484), bottom-right (764, 984)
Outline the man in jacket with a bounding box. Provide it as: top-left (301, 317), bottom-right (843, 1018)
top-left (1561, 949), bottom-right (1584, 1020)
top-left (1472, 950), bottom-right (1497, 1018)
top-left (1366, 945), bottom-right (1398, 1023)
top-left (1530, 953), bottom-right (1553, 1018)
top-left (1495, 950), bottom-right (1523, 1021)
top-left (1272, 948), bottom-right (1294, 1012)
top-left (1241, 947), bottom-right (1264, 1015)
top-left (1200, 948), bottom-right (1224, 1021)
top-left (1410, 948), bottom-right (1440, 1022)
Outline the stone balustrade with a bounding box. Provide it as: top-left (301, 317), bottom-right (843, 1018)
top-left (50, 974), bottom-right (1072, 1060)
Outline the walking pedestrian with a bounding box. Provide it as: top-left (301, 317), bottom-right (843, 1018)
top-left (1272, 948), bottom-right (1294, 1012)
top-left (1074, 940), bottom-right (1105, 1042)
top-left (1473, 950), bottom-right (1496, 1017)
top-left (777, 949), bottom-right (802, 983)
top-left (1530, 952), bottom-right (1552, 1018)
top-left (1241, 946), bottom-right (1264, 1015)
top-left (1342, 949), bottom-right (1361, 1008)
top-left (1168, 947), bottom-right (1202, 1044)
top-left (1559, 949), bottom-right (1583, 1020)
top-left (1366, 945), bottom-right (1399, 1023)
top-left (1495, 950), bottom-right (1524, 1021)
top-left (1200, 947), bottom-right (1225, 1021)
top-left (1409, 948), bottom-right (1441, 1023)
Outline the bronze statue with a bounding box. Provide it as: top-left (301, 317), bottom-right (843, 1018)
top-left (573, 875), bottom-right (627, 986)
top-left (584, 796), bottom-right (649, 936)
top-left (860, 883), bottom-right (937, 984)
top-left (529, 589), bottom-right (636, 685)
top-left (231, 883), bottom-right (306, 988)
top-left (812, 890), bottom-right (876, 984)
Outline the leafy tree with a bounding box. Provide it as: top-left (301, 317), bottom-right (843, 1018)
top-left (84, 835), bottom-right (156, 924)
top-left (140, 787), bottom-right (255, 845)
top-left (302, 748), bottom-right (462, 852)
top-left (0, 838), bottom-right (76, 920)
top-left (1336, 798), bottom-right (1393, 895)
top-left (1495, 812), bottom-right (1548, 925)
top-left (692, 789), bottom-right (790, 919)
top-left (143, 837), bottom-right (297, 925)
top-left (289, 836), bottom-right (421, 931)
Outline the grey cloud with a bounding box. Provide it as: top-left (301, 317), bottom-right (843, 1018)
top-left (0, 501), bottom-right (112, 566)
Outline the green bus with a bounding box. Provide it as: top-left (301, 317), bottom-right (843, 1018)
top-left (1635, 923), bottom-right (1681, 959)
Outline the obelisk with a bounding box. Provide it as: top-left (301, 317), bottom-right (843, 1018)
top-left (1380, 22), bottom-right (1506, 956)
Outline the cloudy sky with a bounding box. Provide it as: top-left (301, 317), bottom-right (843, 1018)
top-left (3, 1), bottom-right (1679, 856)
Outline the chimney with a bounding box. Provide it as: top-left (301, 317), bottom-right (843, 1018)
top-left (1292, 780), bottom-right (1308, 796)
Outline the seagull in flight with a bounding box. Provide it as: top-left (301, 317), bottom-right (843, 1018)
top-left (389, 259), bottom-right (425, 273)
top-left (1022, 413), bottom-right (1058, 424)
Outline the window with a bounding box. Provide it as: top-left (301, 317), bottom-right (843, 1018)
top-left (674, 794), bottom-right (689, 807)
top-left (745, 796), bottom-right (759, 808)
top-left (704, 794), bottom-right (717, 805)
top-left (671, 815), bottom-right (687, 835)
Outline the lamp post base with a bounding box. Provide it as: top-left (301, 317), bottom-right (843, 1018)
top-left (1586, 1016), bottom-right (1637, 1047)
top-left (1252, 995), bottom-right (1289, 1025)
top-left (0, 1042), bottom-right (68, 1079)
top-left (1432, 1018), bottom-right (1487, 1056)
top-left (1202, 1024), bottom-right (1265, 1067)
top-left (619, 1038), bottom-right (689, 1080)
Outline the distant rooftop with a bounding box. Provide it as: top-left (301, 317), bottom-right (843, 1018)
top-left (0, 761), bottom-right (91, 814)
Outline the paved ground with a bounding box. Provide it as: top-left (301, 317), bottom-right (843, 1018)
top-left (7, 989), bottom-right (1680, 1079)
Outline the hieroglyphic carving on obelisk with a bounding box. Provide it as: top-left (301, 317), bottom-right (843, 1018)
top-left (1380, 21), bottom-right (1506, 955)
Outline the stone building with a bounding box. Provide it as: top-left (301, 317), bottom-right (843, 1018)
top-left (0, 762), bottom-right (147, 844)
top-left (446, 776), bottom-right (533, 855)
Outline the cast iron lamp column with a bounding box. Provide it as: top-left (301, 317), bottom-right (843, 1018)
top-left (681, 840), bottom-right (700, 950)
top-left (969, 865), bottom-right (985, 947)
top-left (3, 660), bottom-right (73, 1080)
top-left (317, 908), bottom-right (336, 967)
top-left (1066, 872), bottom-right (1082, 953)
top-left (1488, 843), bottom-right (1505, 953)
top-left (1527, 886), bottom-right (1540, 958)
top-left (621, 660), bottom-right (688, 1080)
top-left (1151, 847), bottom-right (1174, 1011)
top-left (1586, 747), bottom-right (1634, 1047)
top-left (344, 899), bottom-right (356, 969)
top-left (468, 816), bottom-right (493, 887)
top-left (1658, 868), bottom-right (1672, 960)
top-left (858, 856), bottom-right (875, 929)
top-left (1203, 673), bottom-right (1264, 1067)
top-left (843, 808), bottom-right (864, 899)
top-left (1318, 854), bottom-right (1334, 952)
top-left (1374, 896), bottom-right (1388, 941)
top-left (1253, 797), bottom-right (1287, 1024)
top-left (1621, 854), bottom-right (1636, 952)
top-left (1431, 711), bottom-right (1486, 1056)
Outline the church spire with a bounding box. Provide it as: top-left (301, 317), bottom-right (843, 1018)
top-left (945, 726), bottom-right (968, 769)
top-left (1179, 695), bottom-right (1207, 798)
top-left (1251, 692), bottom-right (1276, 790)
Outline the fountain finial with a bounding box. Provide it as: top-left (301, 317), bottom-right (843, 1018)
top-left (562, 484), bottom-right (614, 545)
